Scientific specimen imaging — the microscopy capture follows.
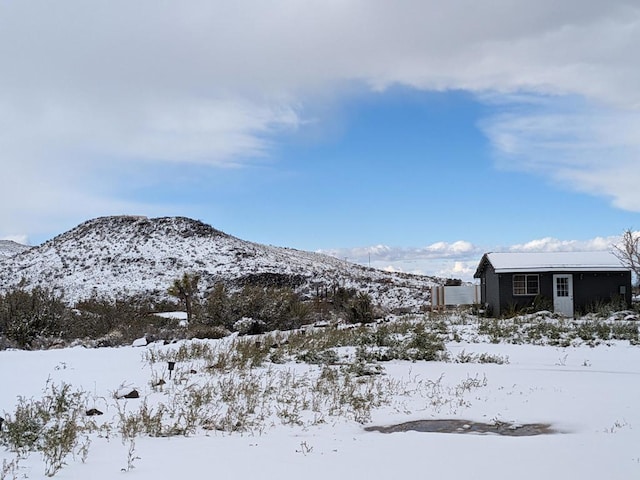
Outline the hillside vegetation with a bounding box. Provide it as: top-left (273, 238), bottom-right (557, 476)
top-left (0, 216), bottom-right (445, 349)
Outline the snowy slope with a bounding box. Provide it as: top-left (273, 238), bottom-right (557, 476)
top-left (0, 216), bottom-right (438, 310)
top-left (0, 239), bottom-right (30, 258)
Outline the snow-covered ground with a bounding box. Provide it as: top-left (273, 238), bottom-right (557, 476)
top-left (0, 240), bottom-right (30, 259)
top-left (1, 317), bottom-right (639, 479)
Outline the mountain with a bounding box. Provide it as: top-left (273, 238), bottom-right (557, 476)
top-left (0, 239), bottom-right (31, 258)
top-left (0, 216), bottom-right (439, 311)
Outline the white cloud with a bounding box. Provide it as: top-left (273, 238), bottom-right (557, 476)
top-left (320, 240), bottom-right (482, 265)
top-left (450, 241), bottom-right (475, 254)
top-left (2, 1), bottom-right (640, 235)
top-left (434, 261), bottom-right (478, 281)
top-left (319, 241), bottom-right (484, 281)
top-left (426, 241), bottom-right (476, 255)
top-left (481, 99), bottom-right (640, 211)
top-left (0, 235), bottom-right (29, 245)
top-left (509, 236), bottom-right (619, 253)
top-left (329, 233), bottom-right (629, 281)
top-left (0, 94), bottom-right (300, 239)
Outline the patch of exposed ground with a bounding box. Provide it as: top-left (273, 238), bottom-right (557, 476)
top-left (365, 419), bottom-right (560, 436)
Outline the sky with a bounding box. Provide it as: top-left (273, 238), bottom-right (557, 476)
top-left (1, 1), bottom-right (640, 280)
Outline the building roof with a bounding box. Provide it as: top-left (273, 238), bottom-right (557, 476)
top-left (474, 251), bottom-right (630, 277)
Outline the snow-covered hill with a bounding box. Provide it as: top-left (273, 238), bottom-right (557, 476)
top-left (0, 216), bottom-right (438, 310)
top-left (0, 239), bottom-right (31, 258)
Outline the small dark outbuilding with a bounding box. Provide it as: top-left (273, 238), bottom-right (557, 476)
top-left (474, 252), bottom-right (632, 317)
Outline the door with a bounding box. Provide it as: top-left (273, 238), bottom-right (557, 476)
top-left (553, 274), bottom-right (574, 317)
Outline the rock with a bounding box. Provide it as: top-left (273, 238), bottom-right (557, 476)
top-left (86, 408), bottom-right (103, 416)
top-left (115, 387), bottom-right (140, 399)
top-left (123, 389), bottom-right (139, 399)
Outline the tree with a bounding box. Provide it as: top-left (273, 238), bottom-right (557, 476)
top-left (168, 273), bottom-right (200, 322)
top-left (347, 292), bottom-right (375, 324)
top-left (612, 229), bottom-right (640, 286)
top-left (204, 282), bottom-right (232, 327)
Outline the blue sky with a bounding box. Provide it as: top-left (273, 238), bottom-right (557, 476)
top-left (1, 1), bottom-right (639, 280)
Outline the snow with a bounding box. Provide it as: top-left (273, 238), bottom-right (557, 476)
top-left (482, 251), bottom-right (628, 273)
top-left (131, 337), bottom-right (148, 347)
top-left (0, 240), bottom-right (30, 258)
top-left (0, 216), bottom-right (436, 311)
top-left (1, 319), bottom-right (639, 479)
top-left (153, 311), bottom-right (188, 320)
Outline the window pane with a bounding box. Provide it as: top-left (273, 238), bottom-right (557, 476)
top-left (527, 275), bottom-right (539, 295)
top-left (513, 275), bottom-right (526, 295)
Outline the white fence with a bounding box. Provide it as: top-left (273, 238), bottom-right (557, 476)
top-left (431, 285), bottom-right (481, 310)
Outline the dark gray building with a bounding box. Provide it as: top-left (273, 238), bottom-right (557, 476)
top-left (473, 252), bottom-right (632, 317)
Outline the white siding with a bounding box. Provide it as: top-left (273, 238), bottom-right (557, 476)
top-left (432, 285), bottom-right (480, 307)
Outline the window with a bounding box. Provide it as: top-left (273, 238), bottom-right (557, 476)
top-left (556, 277), bottom-right (569, 297)
top-left (513, 274), bottom-right (539, 296)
